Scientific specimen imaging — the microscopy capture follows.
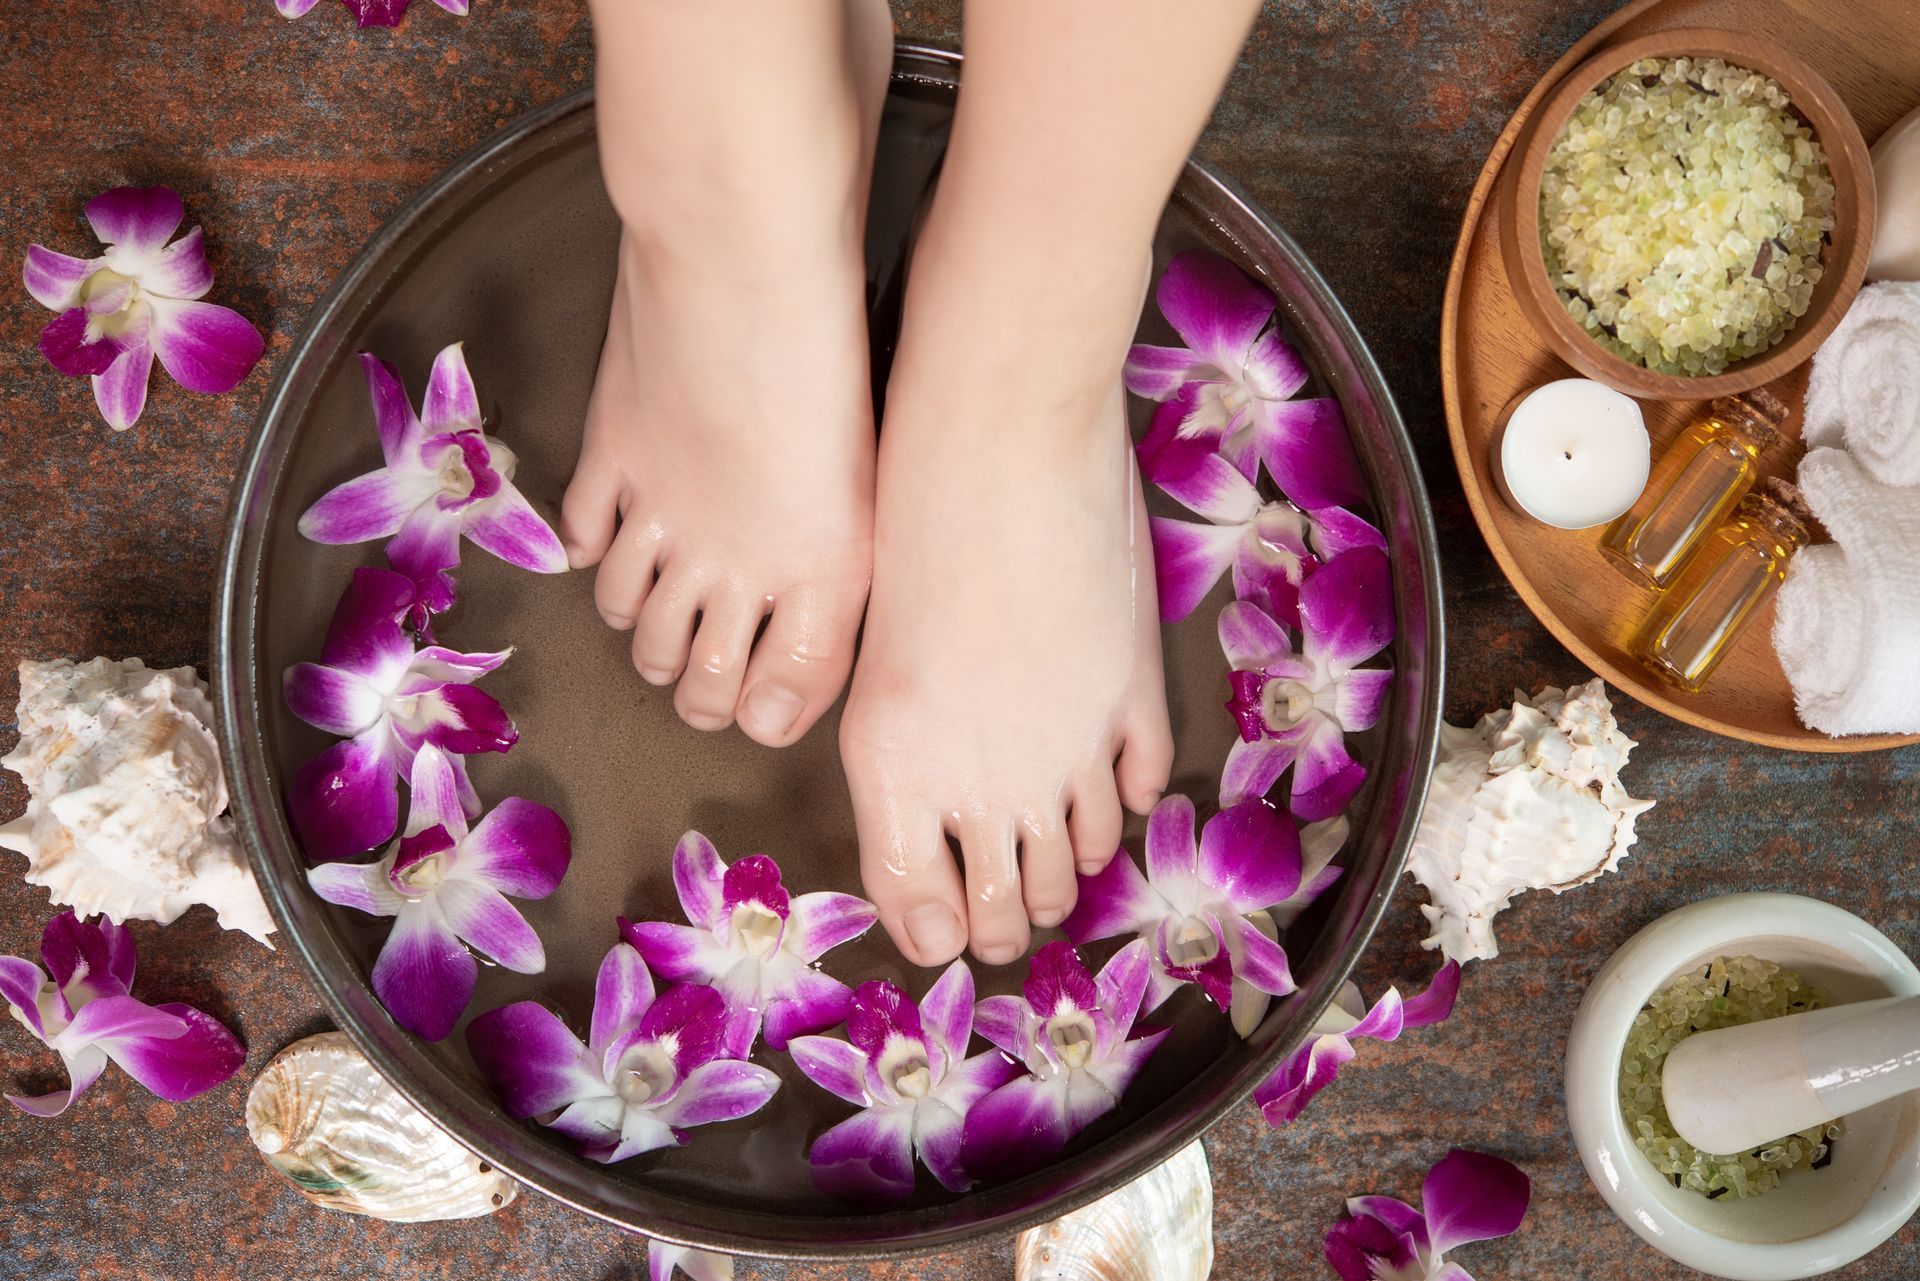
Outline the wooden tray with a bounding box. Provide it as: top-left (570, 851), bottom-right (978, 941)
top-left (1440, 0), bottom-right (1920, 752)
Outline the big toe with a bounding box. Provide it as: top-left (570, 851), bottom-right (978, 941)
top-left (736, 579), bottom-right (865, 747)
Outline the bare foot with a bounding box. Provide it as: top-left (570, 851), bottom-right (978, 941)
top-left (842, 232), bottom-right (1175, 966)
top-left (562, 0), bottom-right (891, 745)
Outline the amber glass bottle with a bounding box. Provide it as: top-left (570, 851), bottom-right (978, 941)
top-left (1601, 388), bottom-right (1787, 589)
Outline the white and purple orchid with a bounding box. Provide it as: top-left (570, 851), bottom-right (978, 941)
top-left (788, 962), bottom-right (1019, 1201)
top-left (1220, 547), bottom-right (1395, 821)
top-left (307, 744), bottom-right (570, 1041)
top-left (466, 940), bottom-right (778, 1163)
top-left (959, 940), bottom-right (1168, 1181)
top-left (647, 1242), bottom-right (733, 1281)
top-left (1125, 249), bottom-right (1366, 504)
top-left (24, 186), bottom-right (264, 432)
top-left (298, 348), bottom-right (566, 634)
top-left (1062, 795), bottom-right (1348, 1037)
top-left (282, 566), bottom-right (517, 862)
top-left (1255, 958), bottom-right (1461, 1127)
top-left (0, 912), bottom-right (244, 1116)
top-left (1324, 1149), bottom-right (1530, 1281)
top-left (276, 0), bottom-right (467, 25)
top-left (621, 834), bottom-right (877, 1058)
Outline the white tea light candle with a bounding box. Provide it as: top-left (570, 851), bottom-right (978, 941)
top-left (1495, 379), bottom-right (1650, 529)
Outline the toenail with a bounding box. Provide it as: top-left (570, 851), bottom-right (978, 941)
top-left (683, 710), bottom-right (731, 731)
top-left (977, 941), bottom-right (1023, 966)
top-left (903, 905), bottom-right (965, 961)
top-left (1031, 906), bottom-right (1067, 928)
top-left (640, 666), bottom-right (676, 685)
top-left (601, 611), bottom-right (634, 630)
top-left (566, 544), bottom-right (592, 570)
top-left (741, 683), bottom-right (806, 738)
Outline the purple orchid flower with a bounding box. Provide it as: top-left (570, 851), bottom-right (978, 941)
top-left (621, 834), bottom-right (877, 1058)
top-left (1220, 548), bottom-right (1395, 821)
top-left (24, 187), bottom-right (263, 431)
top-left (1063, 795), bottom-right (1350, 1038)
top-left (282, 566), bottom-right (517, 862)
top-left (307, 744), bottom-right (570, 1041)
top-left (647, 1242), bottom-right (733, 1281)
top-left (298, 348), bottom-right (566, 634)
top-left (276, 0), bottom-right (467, 25)
top-left (1325, 1149), bottom-right (1530, 1281)
top-left (1255, 959), bottom-right (1461, 1127)
top-left (1125, 250), bottom-right (1366, 507)
top-left (468, 941), bottom-right (777, 1163)
top-left (959, 940), bottom-right (1168, 1181)
top-left (0, 912), bottom-right (244, 1116)
top-left (788, 962), bottom-right (1020, 1201)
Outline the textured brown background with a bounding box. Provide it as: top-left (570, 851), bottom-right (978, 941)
top-left (2, 1), bottom-right (1916, 1278)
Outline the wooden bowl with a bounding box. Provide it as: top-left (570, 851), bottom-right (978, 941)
top-left (1496, 27), bottom-right (1876, 401)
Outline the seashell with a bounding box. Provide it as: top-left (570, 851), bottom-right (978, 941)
top-left (246, 1031), bottom-right (517, 1222)
top-left (0, 657), bottom-right (272, 945)
top-left (1016, 1140), bottom-right (1212, 1281)
top-left (1407, 678), bottom-right (1655, 964)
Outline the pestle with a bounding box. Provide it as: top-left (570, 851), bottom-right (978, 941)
top-left (1662, 994), bottom-right (1920, 1155)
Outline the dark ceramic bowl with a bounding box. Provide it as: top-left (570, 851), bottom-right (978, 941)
top-left (213, 44), bottom-right (1442, 1258)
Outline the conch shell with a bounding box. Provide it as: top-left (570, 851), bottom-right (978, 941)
top-left (1016, 1140), bottom-right (1212, 1281)
top-left (246, 1031), bottom-right (517, 1222)
top-left (0, 657), bottom-right (272, 945)
top-left (1407, 678), bottom-right (1654, 963)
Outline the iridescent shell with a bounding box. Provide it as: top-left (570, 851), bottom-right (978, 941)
top-left (1015, 1140), bottom-right (1212, 1281)
top-left (246, 1032), bottom-right (517, 1222)
top-left (0, 657), bottom-right (272, 945)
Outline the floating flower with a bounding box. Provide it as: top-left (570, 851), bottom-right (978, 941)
top-left (282, 566), bottom-right (517, 862)
top-left (648, 1242), bottom-right (733, 1281)
top-left (275, 0), bottom-right (467, 26)
top-left (1324, 1149), bottom-right (1530, 1281)
top-left (298, 347), bottom-right (566, 634)
top-left (1220, 548), bottom-right (1394, 820)
top-left (0, 912), bottom-right (244, 1115)
top-left (621, 834), bottom-right (876, 1057)
top-left (1254, 959), bottom-right (1460, 1127)
top-left (788, 963), bottom-right (1019, 1201)
top-left (1125, 250), bottom-right (1365, 507)
top-left (307, 744), bottom-right (569, 1040)
top-left (467, 941), bottom-right (778, 1163)
top-left (960, 940), bottom-right (1168, 1180)
top-left (24, 186), bottom-right (263, 431)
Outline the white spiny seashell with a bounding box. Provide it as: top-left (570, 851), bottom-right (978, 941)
top-left (1408, 678), bottom-right (1653, 964)
top-left (1016, 1140), bottom-right (1212, 1281)
top-left (0, 657), bottom-right (272, 945)
top-left (246, 1032), bottom-right (517, 1222)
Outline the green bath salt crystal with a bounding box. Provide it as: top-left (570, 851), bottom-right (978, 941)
top-left (1619, 954), bottom-right (1842, 1200)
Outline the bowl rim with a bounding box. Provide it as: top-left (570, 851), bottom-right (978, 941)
top-left (209, 43), bottom-right (1446, 1258)
top-left (1498, 26), bottom-right (1877, 402)
top-left (1563, 892), bottom-right (1920, 1280)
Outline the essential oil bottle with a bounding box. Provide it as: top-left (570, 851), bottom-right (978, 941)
top-left (1631, 482), bottom-right (1809, 694)
top-left (1601, 388), bottom-right (1787, 589)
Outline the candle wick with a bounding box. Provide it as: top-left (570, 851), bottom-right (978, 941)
top-left (1564, 451), bottom-right (1574, 461)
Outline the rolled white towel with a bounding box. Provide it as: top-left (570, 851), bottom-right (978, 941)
top-left (1803, 282), bottom-right (1920, 488)
top-left (1775, 448), bottom-right (1920, 735)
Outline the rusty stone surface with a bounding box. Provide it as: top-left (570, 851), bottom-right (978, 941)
top-left (1, 1), bottom-right (1915, 1278)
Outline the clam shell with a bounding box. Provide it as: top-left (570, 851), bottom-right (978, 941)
top-left (246, 1032), bottom-right (517, 1221)
top-left (1016, 1140), bottom-right (1212, 1281)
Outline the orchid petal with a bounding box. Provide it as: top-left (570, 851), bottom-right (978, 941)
top-left (1325, 1208), bottom-right (1420, 1281)
top-left (588, 943), bottom-right (655, 1056)
top-left (1309, 506), bottom-right (1388, 560)
top-left (764, 968), bottom-right (853, 1051)
top-left (317, 567), bottom-right (416, 675)
top-left (1156, 250), bottom-right (1273, 373)
top-left (1198, 798), bottom-right (1303, 913)
top-left (355, 355), bottom-right (421, 465)
top-left (467, 486), bottom-right (568, 575)
top-left (1272, 818), bottom-right (1348, 928)
top-left (63, 993), bottom-right (183, 1047)
top-left (142, 225), bottom-right (213, 301)
top-left (787, 891), bottom-right (878, 960)
top-left (1024, 941), bottom-right (1098, 1019)
top-left (307, 859), bottom-right (404, 917)
top-left (298, 470), bottom-right (416, 546)
top-left (465, 1001), bottom-right (606, 1116)
top-left (670, 833), bottom-right (727, 931)
top-left (90, 342), bottom-right (154, 431)
top-left (1301, 548), bottom-right (1395, 672)
top-left (1422, 1149), bottom-right (1531, 1256)
top-left (1347, 1193), bottom-right (1429, 1246)
top-left (1220, 735), bottom-right (1296, 808)
top-left (970, 996), bottom-right (1027, 1058)
top-left (288, 732), bottom-right (400, 863)
top-left (416, 683), bottom-right (518, 756)
top-left (846, 981), bottom-right (925, 1062)
top-left (1122, 343), bottom-right (1216, 400)
top-left (1217, 600), bottom-right (1291, 671)
top-left (721, 854), bottom-right (790, 919)
top-left (0, 957), bottom-right (49, 1040)
top-left (1402, 960), bottom-right (1463, 1030)
top-left (1289, 722), bottom-right (1368, 822)
top-left (23, 245), bottom-right (97, 311)
top-left (85, 187), bottom-right (183, 258)
top-left (41, 912), bottom-right (132, 1004)
top-left (39, 306), bottom-right (131, 377)
top-left (432, 0), bottom-right (470, 12)
top-left (282, 662), bottom-right (383, 736)
top-left (98, 1001), bottom-right (244, 1102)
top-left (960, 1075), bottom-right (1072, 1181)
top-left (6, 1044), bottom-right (107, 1116)
top-left (1334, 668), bottom-right (1393, 733)
top-left (788, 1035), bottom-right (873, 1107)
top-left (1078, 1025), bottom-right (1168, 1110)
top-left (145, 297), bottom-right (262, 395)
top-left (622, 920), bottom-right (727, 984)
top-left (1241, 327), bottom-right (1311, 401)
top-left (371, 902), bottom-right (476, 1040)
top-left (915, 1102), bottom-right (975, 1194)
top-left (276, 0), bottom-right (322, 15)
top-left (1255, 1033), bottom-right (1358, 1126)
top-left (629, 983), bottom-right (728, 1079)
top-left (1142, 793), bottom-right (1198, 885)
top-left (403, 743), bottom-right (468, 840)
top-left (1094, 941), bottom-right (1152, 1046)
top-left (1256, 397), bottom-right (1368, 511)
top-left (1346, 986), bottom-right (1409, 1044)
top-left (937, 1048), bottom-right (1022, 1112)
top-left (421, 343), bottom-right (481, 430)
top-left (1149, 517), bottom-right (1243, 623)
top-left (649, 1242), bottom-right (734, 1281)
top-left (1156, 451), bottom-right (1263, 525)
top-left (1061, 850), bottom-right (1159, 945)
top-left (386, 502), bottom-right (463, 594)
top-left (437, 880), bottom-right (544, 973)
top-left (1137, 386), bottom-right (1221, 468)
top-left (459, 797), bottom-right (570, 898)
top-left (654, 1059), bottom-right (780, 1129)
top-left (1226, 916), bottom-right (1296, 996)
top-left (406, 646), bottom-right (511, 684)
top-left (810, 1106), bottom-right (917, 1202)
top-left (918, 960), bottom-right (976, 1063)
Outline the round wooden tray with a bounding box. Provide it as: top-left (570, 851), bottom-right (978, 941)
top-left (1441, 0), bottom-right (1920, 752)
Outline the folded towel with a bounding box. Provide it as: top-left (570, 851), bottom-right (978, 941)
top-left (1774, 448), bottom-right (1920, 735)
top-left (1803, 281), bottom-right (1920, 488)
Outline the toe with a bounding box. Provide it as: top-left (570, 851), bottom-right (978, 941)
top-left (1020, 815), bottom-right (1078, 929)
top-left (560, 457), bottom-right (623, 571)
top-left (592, 516), bottom-right (661, 630)
top-left (631, 563), bottom-right (704, 685)
top-left (1066, 770), bottom-right (1125, 876)
top-left (957, 816), bottom-right (1030, 966)
top-left (736, 579), bottom-right (865, 748)
top-left (850, 791), bottom-right (969, 967)
top-left (1114, 708), bottom-right (1174, 816)
top-left (675, 590), bottom-right (767, 731)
